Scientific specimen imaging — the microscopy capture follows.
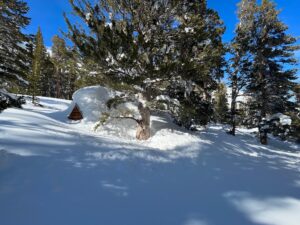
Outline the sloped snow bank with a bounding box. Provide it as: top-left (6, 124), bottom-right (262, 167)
top-left (145, 114), bottom-right (202, 150)
top-left (2, 96), bottom-right (300, 225)
top-left (70, 86), bottom-right (116, 122)
top-left (269, 113), bottom-right (292, 126)
top-left (69, 86), bottom-right (142, 139)
top-left (68, 86), bottom-right (200, 147)
top-left (96, 101), bottom-right (144, 139)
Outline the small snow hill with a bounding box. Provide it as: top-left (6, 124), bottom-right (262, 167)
top-left (0, 91), bottom-right (300, 225)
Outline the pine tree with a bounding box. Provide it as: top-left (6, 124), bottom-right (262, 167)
top-left (50, 36), bottom-right (77, 99)
top-left (39, 53), bottom-right (55, 97)
top-left (28, 27), bottom-right (46, 103)
top-left (235, 0), bottom-right (300, 144)
top-left (228, 0), bottom-right (255, 135)
top-left (64, 0), bottom-right (225, 138)
top-left (64, 47), bottom-right (80, 100)
top-left (214, 83), bottom-right (229, 123)
top-left (51, 35), bottom-right (66, 99)
top-left (172, 0), bottom-right (226, 127)
top-left (0, 0), bottom-right (31, 89)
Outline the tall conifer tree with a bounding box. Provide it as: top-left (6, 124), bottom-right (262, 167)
top-left (234, 0), bottom-right (299, 144)
top-left (28, 27), bottom-right (46, 103)
top-left (214, 83), bottom-right (229, 123)
top-left (0, 0), bottom-right (31, 89)
top-left (228, 0), bottom-right (255, 135)
top-left (51, 35), bottom-right (79, 99)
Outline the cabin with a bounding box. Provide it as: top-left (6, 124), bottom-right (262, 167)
top-left (68, 104), bottom-right (83, 120)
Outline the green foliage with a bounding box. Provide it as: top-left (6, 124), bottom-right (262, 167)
top-left (100, 112), bottom-right (110, 124)
top-left (64, 0), bottom-right (226, 128)
top-left (155, 101), bottom-right (168, 111)
top-left (39, 54), bottom-right (55, 97)
top-left (94, 112), bottom-right (110, 131)
top-left (106, 96), bottom-right (126, 109)
top-left (28, 27), bottom-right (46, 103)
top-left (288, 112), bottom-right (300, 142)
top-left (51, 36), bottom-right (80, 99)
top-left (0, 0), bottom-right (31, 88)
top-left (214, 83), bottom-right (229, 123)
top-left (236, 0), bottom-right (299, 116)
top-left (230, 0), bottom-right (300, 141)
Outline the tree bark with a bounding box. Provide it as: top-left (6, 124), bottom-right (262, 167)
top-left (258, 116), bottom-right (268, 145)
top-left (136, 103), bottom-right (151, 140)
top-left (229, 74), bottom-right (238, 136)
top-left (258, 71), bottom-right (268, 145)
top-left (55, 67), bottom-right (61, 99)
top-left (259, 130), bottom-right (268, 145)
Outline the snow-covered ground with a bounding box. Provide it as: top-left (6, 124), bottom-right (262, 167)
top-left (1, 96), bottom-right (300, 225)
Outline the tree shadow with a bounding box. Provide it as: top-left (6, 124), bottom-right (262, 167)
top-left (1, 110), bottom-right (300, 225)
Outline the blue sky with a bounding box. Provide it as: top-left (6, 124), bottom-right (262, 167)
top-left (24, 0), bottom-right (300, 46)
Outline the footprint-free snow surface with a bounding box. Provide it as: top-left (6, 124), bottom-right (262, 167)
top-left (1, 97), bottom-right (300, 225)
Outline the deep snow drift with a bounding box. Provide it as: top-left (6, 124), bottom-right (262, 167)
top-left (69, 86), bottom-right (201, 148)
top-left (0, 95), bottom-right (300, 225)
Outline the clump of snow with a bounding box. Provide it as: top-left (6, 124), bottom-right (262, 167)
top-left (69, 86), bottom-right (205, 146)
top-left (269, 113), bottom-right (292, 126)
top-left (70, 86), bottom-right (116, 122)
top-left (113, 101), bottom-right (140, 119)
top-left (69, 86), bottom-right (144, 139)
top-left (97, 118), bottom-right (138, 139)
top-left (85, 12), bottom-right (91, 21)
top-left (96, 101), bottom-right (141, 140)
top-left (184, 27), bottom-right (194, 33)
top-left (0, 88), bottom-right (18, 100)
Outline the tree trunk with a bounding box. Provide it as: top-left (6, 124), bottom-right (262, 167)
top-left (55, 68), bottom-right (61, 99)
top-left (136, 103), bottom-right (151, 140)
top-left (259, 130), bottom-right (268, 145)
top-left (258, 117), bottom-right (268, 145)
top-left (259, 74), bottom-right (268, 145)
top-left (32, 93), bottom-right (35, 104)
top-left (229, 75), bottom-right (238, 136)
top-left (258, 116), bottom-right (268, 145)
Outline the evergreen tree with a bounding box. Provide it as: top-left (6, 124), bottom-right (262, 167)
top-left (51, 35), bottom-right (67, 99)
top-left (0, 0), bottom-right (31, 89)
top-left (51, 35), bottom-right (79, 99)
top-left (169, 0), bottom-right (226, 127)
top-left (75, 59), bottom-right (106, 89)
top-left (28, 27), bottom-right (46, 103)
top-left (64, 47), bottom-right (80, 100)
top-left (64, 0), bottom-right (225, 138)
top-left (214, 83), bottom-right (229, 123)
top-left (39, 53), bottom-right (55, 97)
top-left (235, 0), bottom-right (299, 144)
top-left (228, 0), bottom-right (255, 135)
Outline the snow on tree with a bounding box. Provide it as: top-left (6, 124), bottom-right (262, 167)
top-left (28, 27), bottom-right (46, 104)
top-left (227, 0), bottom-right (255, 136)
top-left (0, 0), bottom-right (32, 89)
top-left (51, 35), bottom-right (80, 100)
top-left (64, 0), bottom-right (225, 139)
top-left (0, 88), bottom-right (25, 112)
top-left (213, 83), bottom-right (229, 123)
top-left (232, 0), bottom-right (300, 144)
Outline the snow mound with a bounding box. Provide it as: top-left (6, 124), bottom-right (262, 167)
top-left (97, 117), bottom-right (138, 140)
top-left (269, 113), bottom-right (292, 126)
top-left (70, 86), bottom-right (141, 139)
top-left (70, 86), bottom-right (198, 145)
top-left (113, 101), bottom-right (140, 119)
top-left (71, 86), bottom-right (116, 122)
top-left (147, 128), bottom-right (201, 151)
top-left (97, 101), bottom-right (141, 140)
